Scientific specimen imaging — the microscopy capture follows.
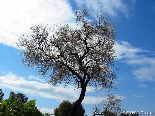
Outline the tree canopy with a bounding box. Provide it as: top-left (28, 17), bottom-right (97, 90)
top-left (18, 9), bottom-right (117, 116)
top-left (0, 90), bottom-right (43, 116)
top-left (0, 90), bottom-right (52, 116)
top-left (9, 91), bottom-right (28, 104)
top-left (54, 100), bottom-right (85, 116)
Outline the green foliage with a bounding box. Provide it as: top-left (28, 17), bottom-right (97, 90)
top-left (0, 98), bottom-right (23, 116)
top-left (0, 98), bottom-right (42, 116)
top-left (23, 100), bottom-right (42, 116)
top-left (0, 90), bottom-right (54, 116)
top-left (54, 107), bottom-right (59, 116)
top-left (43, 113), bottom-right (52, 116)
top-left (58, 100), bottom-right (72, 116)
top-left (54, 100), bottom-right (85, 116)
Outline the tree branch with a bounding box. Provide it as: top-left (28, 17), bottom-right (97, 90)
top-left (63, 62), bottom-right (82, 81)
top-left (80, 38), bottom-right (90, 61)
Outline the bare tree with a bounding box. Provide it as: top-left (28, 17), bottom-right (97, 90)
top-left (93, 94), bottom-right (122, 116)
top-left (18, 9), bottom-right (117, 116)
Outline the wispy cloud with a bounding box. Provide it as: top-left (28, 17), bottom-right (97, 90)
top-left (124, 57), bottom-right (155, 81)
top-left (114, 41), bottom-right (145, 60)
top-left (38, 107), bottom-right (54, 115)
top-left (138, 84), bottom-right (148, 88)
top-left (0, 72), bottom-right (107, 104)
top-left (29, 75), bottom-right (46, 83)
top-left (74, 0), bottom-right (132, 17)
top-left (115, 41), bottom-right (155, 82)
top-left (129, 58), bottom-right (155, 81)
top-left (132, 95), bottom-right (142, 98)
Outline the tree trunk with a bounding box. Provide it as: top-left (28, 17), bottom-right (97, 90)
top-left (70, 83), bottom-right (87, 116)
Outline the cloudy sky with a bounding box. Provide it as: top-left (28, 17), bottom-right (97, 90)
top-left (0, 0), bottom-right (155, 115)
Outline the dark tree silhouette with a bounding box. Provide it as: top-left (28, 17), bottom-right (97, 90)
top-left (0, 89), bottom-right (4, 101)
top-left (18, 9), bottom-right (117, 116)
top-left (9, 91), bottom-right (28, 104)
top-left (9, 91), bottom-right (16, 99)
top-left (54, 100), bottom-right (85, 116)
top-left (120, 113), bottom-right (139, 116)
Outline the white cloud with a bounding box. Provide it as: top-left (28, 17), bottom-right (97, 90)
top-left (83, 96), bottom-right (106, 104)
top-left (74, 0), bottom-right (128, 17)
top-left (38, 107), bottom-right (54, 115)
top-left (126, 58), bottom-right (155, 81)
top-left (0, 0), bottom-right (136, 50)
top-left (0, 72), bottom-right (79, 101)
top-left (83, 94), bottom-right (125, 104)
top-left (0, 0), bottom-right (74, 48)
top-left (133, 65), bottom-right (155, 81)
top-left (126, 58), bottom-right (155, 66)
top-left (0, 72), bottom-right (107, 104)
top-left (114, 41), bottom-right (145, 60)
top-left (29, 75), bottom-right (46, 83)
top-left (114, 41), bottom-right (155, 82)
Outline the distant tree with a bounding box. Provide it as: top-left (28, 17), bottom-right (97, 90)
top-left (103, 109), bottom-right (117, 116)
top-left (54, 107), bottom-right (59, 116)
top-left (18, 8), bottom-right (117, 116)
top-left (130, 114), bottom-right (139, 116)
top-left (92, 110), bottom-right (117, 116)
top-left (54, 100), bottom-right (85, 116)
top-left (0, 89), bottom-right (4, 101)
top-left (16, 92), bottom-right (28, 104)
top-left (93, 94), bottom-right (122, 116)
top-left (119, 113), bottom-right (130, 116)
top-left (9, 91), bottom-right (28, 104)
top-left (58, 100), bottom-right (72, 116)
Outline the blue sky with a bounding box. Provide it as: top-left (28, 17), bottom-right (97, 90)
top-left (0, 0), bottom-right (155, 115)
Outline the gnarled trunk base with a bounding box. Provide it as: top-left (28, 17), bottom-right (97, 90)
top-left (70, 84), bottom-right (86, 116)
